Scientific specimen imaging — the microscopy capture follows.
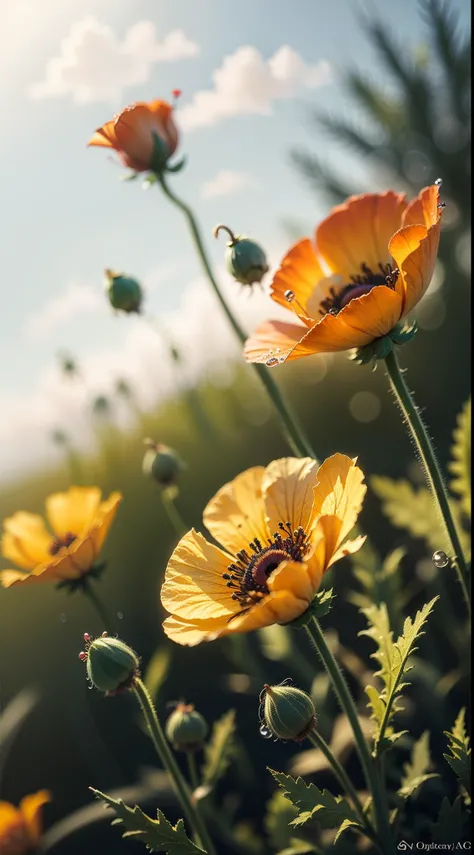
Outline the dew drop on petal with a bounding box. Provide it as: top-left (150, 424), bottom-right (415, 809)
top-left (284, 290), bottom-right (295, 303)
top-left (266, 358), bottom-right (279, 367)
top-left (259, 725), bottom-right (273, 739)
top-left (435, 177), bottom-right (443, 187)
top-left (432, 549), bottom-right (449, 568)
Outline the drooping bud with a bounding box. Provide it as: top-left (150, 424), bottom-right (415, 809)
top-left (259, 680), bottom-right (316, 742)
top-left (80, 632), bottom-right (140, 695)
top-left (214, 225), bottom-right (269, 286)
top-left (105, 269), bottom-right (143, 314)
top-left (165, 702), bottom-right (208, 751)
top-left (142, 439), bottom-right (184, 488)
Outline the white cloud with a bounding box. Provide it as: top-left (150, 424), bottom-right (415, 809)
top-left (24, 282), bottom-right (104, 342)
top-left (201, 169), bottom-right (257, 199)
top-left (179, 45), bottom-right (331, 131)
top-left (29, 17), bottom-right (199, 104)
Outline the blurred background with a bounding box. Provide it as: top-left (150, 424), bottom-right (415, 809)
top-left (0, 0), bottom-right (470, 852)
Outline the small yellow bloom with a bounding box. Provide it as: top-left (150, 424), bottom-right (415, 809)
top-left (0, 487), bottom-right (121, 588)
top-left (0, 791), bottom-right (50, 855)
top-left (160, 455), bottom-right (366, 645)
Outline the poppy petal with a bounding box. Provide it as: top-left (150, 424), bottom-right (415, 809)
top-left (389, 222), bottom-right (441, 315)
top-left (263, 457), bottom-right (319, 535)
top-left (336, 284), bottom-right (403, 339)
top-left (20, 791), bottom-right (51, 842)
top-left (270, 239), bottom-right (328, 323)
top-left (203, 466), bottom-right (268, 556)
top-left (87, 121), bottom-right (118, 148)
top-left (162, 614), bottom-right (229, 646)
top-left (402, 184), bottom-right (441, 228)
top-left (1, 512), bottom-right (52, 569)
top-left (244, 319), bottom-right (308, 364)
top-left (311, 453), bottom-right (366, 547)
top-left (45, 487), bottom-right (102, 539)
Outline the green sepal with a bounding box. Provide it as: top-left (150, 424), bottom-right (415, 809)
top-left (56, 563), bottom-right (107, 593)
top-left (288, 589), bottom-right (335, 629)
top-left (350, 319), bottom-right (418, 368)
top-left (165, 156), bottom-right (187, 174)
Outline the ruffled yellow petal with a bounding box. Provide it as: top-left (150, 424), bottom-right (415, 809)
top-left (45, 487), bottom-right (102, 539)
top-left (270, 238), bottom-right (328, 324)
top-left (161, 530), bottom-right (239, 621)
top-left (1, 512), bottom-right (52, 569)
top-left (228, 590), bottom-right (309, 634)
top-left (0, 801), bottom-right (20, 833)
top-left (244, 319), bottom-right (309, 364)
top-left (389, 222), bottom-right (441, 315)
top-left (89, 492), bottom-right (122, 556)
top-left (311, 454), bottom-right (366, 547)
top-left (328, 533), bottom-right (366, 568)
top-left (20, 791), bottom-right (51, 842)
top-left (0, 569), bottom-right (35, 587)
top-left (263, 457), bottom-right (319, 535)
top-left (162, 614), bottom-right (230, 646)
top-left (335, 285), bottom-right (403, 340)
top-left (267, 559), bottom-right (315, 603)
top-left (315, 191), bottom-right (407, 281)
top-left (203, 467), bottom-right (268, 555)
top-left (401, 184), bottom-right (440, 229)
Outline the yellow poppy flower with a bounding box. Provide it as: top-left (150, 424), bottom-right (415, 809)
top-left (161, 454), bottom-right (366, 645)
top-left (0, 790), bottom-right (50, 855)
top-left (0, 487), bottom-right (121, 588)
top-left (244, 184), bottom-right (442, 364)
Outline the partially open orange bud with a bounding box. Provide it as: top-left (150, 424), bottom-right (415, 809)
top-left (88, 99), bottom-right (179, 173)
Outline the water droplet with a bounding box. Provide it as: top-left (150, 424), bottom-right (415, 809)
top-left (266, 358), bottom-right (279, 367)
top-left (432, 550), bottom-right (449, 568)
top-left (284, 289), bottom-right (295, 303)
top-left (59, 613), bottom-right (67, 623)
top-left (117, 611), bottom-right (124, 620)
top-left (435, 177), bottom-right (443, 187)
top-left (438, 202), bottom-right (446, 209)
top-left (259, 724), bottom-right (273, 739)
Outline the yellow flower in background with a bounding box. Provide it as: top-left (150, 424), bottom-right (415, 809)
top-left (161, 455), bottom-right (366, 645)
top-left (0, 487), bottom-right (121, 588)
top-left (0, 791), bottom-right (50, 855)
top-left (244, 184), bottom-right (442, 364)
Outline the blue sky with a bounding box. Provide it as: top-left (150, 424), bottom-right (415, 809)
top-left (0, 0), bottom-right (469, 476)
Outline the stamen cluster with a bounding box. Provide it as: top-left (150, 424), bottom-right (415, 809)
top-left (320, 262), bottom-right (399, 316)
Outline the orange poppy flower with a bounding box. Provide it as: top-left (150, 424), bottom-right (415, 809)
top-left (160, 454), bottom-right (366, 645)
top-left (0, 487), bottom-right (121, 588)
top-left (0, 791), bottom-right (50, 855)
top-left (244, 184), bottom-right (442, 365)
top-left (88, 99), bottom-right (179, 172)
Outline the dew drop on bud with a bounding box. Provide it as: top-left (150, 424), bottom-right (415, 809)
top-left (284, 290), bottom-right (295, 303)
top-left (101, 631), bottom-right (108, 637)
top-left (432, 550), bottom-right (449, 568)
top-left (259, 724), bottom-right (273, 739)
top-left (266, 358), bottom-right (279, 367)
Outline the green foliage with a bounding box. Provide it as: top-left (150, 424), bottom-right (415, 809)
top-left (202, 709), bottom-right (236, 788)
top-left (397, 731), bottom-right (438, 799)
top-left (143, 647), bottom-right (171, 703)
top-left (264, 790), bottom-right (298, 851)
top-left (429, 796), bottom-right (468, 844)
top-left (91, 789), bottom-right (204, 854)
top-left (360, 598), bottom-right (438, 753)
top-left (449, 398), bottom-right (471, 518)
top-left (349, 543), bottom-right (406, 628)
top-left (269, 770), bottom-right (360, 842)
top-left (443, 708), bottom-right (471, 804)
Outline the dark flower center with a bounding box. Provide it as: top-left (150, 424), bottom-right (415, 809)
top-left (222, 522), bottom-right (309, 617)
top-left (49, 531), bottom-right (77, 556)
top-left (319, 262), bottom-right (399, 316)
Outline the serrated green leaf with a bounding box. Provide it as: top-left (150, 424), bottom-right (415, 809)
top-left (429, 796), bottom-right (468, 844)
top-left (264, 791), bottom-right (298, 850)
top-left (202, 710), bottom-right (236, 788)
top-left (443, 708), bottom-right (471, 804)
top-left (360, 598), bottom-right (437, 754)
top-left (370, 476), bottom-right (471, 559)
top-left (269, 770), bottom-right (360, 834)
top-left (333, 817), bottom-right (360, 843)
top-left (397, 731), bottom-right (438, 798)
top-left (449, 398), bottom-right (471, 518)
top-left (91, 789), bottom-right (204, 854)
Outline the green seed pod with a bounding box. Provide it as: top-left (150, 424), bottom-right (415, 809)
top-left (225, 236), bottom-right (269, 286)
top-left (260, 682), bottom-right (316, 742)
top-left (105, 269), bottom-right (143, 314)
top-left (81, 633), bottom-right (140, 695)
top-left (142, 441), bottom-right (184, 487)
top-left (165, 702), bottom-right (208, 751)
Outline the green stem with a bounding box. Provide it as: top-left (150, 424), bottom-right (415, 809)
top-left (305, 617), bottom-right (396, 855)
top-left (161, 490), bottom-right (187, 538)
top-left (384, 350), bottom-right (471, 616)
top-left (157, 173), bottom-right (315, 460)
top-left (82, 582), bottom-right (113, 633)
top-left (133, 679), bottom-right (216, 855)
top-left (307, 730), bottom-right (372, 836)
top-left (186, 751), bottom-right (200, 791)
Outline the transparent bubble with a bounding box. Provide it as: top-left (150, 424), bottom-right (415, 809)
top-left (117, 611), bottom-right (124, 621)
top-left (284, 290), bottom-right (295, 303)
top-left (259, 724), bottom-right (273, 739)
top-left (266, 358), bottom-right (279, 367)
top-left (432, 550), bottom-right (449, 569)
top-left (59, 613), bottom-right (67, 623)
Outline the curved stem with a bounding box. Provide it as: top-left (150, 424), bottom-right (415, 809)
top-left (133, 679), bottom-right (216, 855)
top-left (82, 582), bottom-right (113, 634)
top-left (157, 173), bottom-right (316, 461)
top-left (304, 617), bottom-right (396, 855)
top-left (384, 350), bottom-right (471, 616)
top-left (186, 751), bottom-right (200, 791)
top-left (161, 490), bottom-right (187, 538)
top-left (307, 730), bottom-right (373, 837)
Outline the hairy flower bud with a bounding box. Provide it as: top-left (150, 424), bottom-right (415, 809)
top-left (165, 702), bottom-right (208, 751)
top-left (214, 225), bottom-right (269, 286)
top-left (142, 440), bottom-right (184, 487)
top-left (79, 632), bottom-right (140, 695)
top-left (259, 681), bottom-right (316, 742)
top-left (105, 269), bottom-right (143, 314)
